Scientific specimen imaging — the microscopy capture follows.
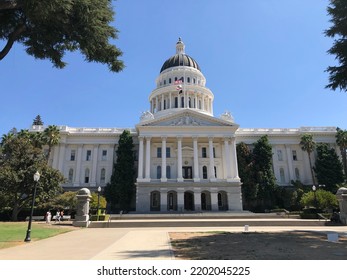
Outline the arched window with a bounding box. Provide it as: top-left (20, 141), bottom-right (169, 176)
top-left (218, 193), bottom-right (222, 207)
top-left (100, 168), bottom-right (106, 184)
top-left (175, 97), bottom-right (178, 108)
top-left (68, 168), bottom-right (73, 182)
top-left (280, 168), bottom-right (285, 183)
top-left (85, 168), bottom-right (90, 183)
top-left (214, 166), bottom-right (217, 178)
top-left (166, 165), bottom-right (171, 179)
top-left (157, 166), bottom-right (161, 179)
top-left (295, 168), bottom-right (300, 181)
top-left (169, 78), bottom-right (172, 84)
top-left (198, 100), bottom-right (202, 109)
top-left (181, 96), bottom-right (184, 107)
top-left (202, 166), bottom-right (208, 179)
top-left (187, 77), bottom-right (191, 83)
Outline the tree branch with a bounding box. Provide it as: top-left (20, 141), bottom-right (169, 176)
top-left (0, 24), bottom-right (26, 60)
top-left (0, 0), bottom-right (23, 11)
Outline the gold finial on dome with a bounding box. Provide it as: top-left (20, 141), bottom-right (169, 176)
top-left (176, 37), bottom-right (185, 54)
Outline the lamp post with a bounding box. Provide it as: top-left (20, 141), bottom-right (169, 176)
top-left (97, 186), bottom-right (101, 221)
top-left (312, 185), bottom-right (317, 209)
top-left (24, 171), bottom-right (40, 242)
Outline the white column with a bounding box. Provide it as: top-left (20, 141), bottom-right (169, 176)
top-left (193, 137), bottom-right (200, 182)
top-left (57, 144), bottom-right (66, 173)
top-left (161, 137), bottom-right (167, 182)
top-left (137, 137), bottom-right (144, 180)
top-left (161, 94), bottom-right (164, 110)
top-left (211, 191), bottom-right (219, 211)
top-left (285, 145), bottom-right (295, 182)
top-left (74, 145), bottom-right (83, 186)
top-left (230, 137), bottom-right (240, 179)
top-left (208, 137), bottom-right (216, 181)
top-left (177, 190), bottom-right (184, 212)
top-left (155, 96), bottom-right (159, 112)
top-left (169, 92), bottom-right (172, 109)
top-left (177, 137), bottom-right (183, 182)
top-left (194, 190), bottom-right (202, 212)
top-left (90, 145), bottom-right (99, 186)
top-left (52, 146), bottom-right (59, 169)
top-left (224, 138), bottom-right (232, 179)
top-left (160, 189), bottom-right (168, 212)
top-left (145, 137), bottom-right (151, 181)
top-left (202, 96), bottom-right (205, 111)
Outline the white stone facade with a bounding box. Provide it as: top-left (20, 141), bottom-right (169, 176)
top-left (29, 39), bottom-right (340, 213)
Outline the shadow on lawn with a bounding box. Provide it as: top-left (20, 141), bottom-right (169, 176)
top-left (170, 231), bottom-right (347, 260)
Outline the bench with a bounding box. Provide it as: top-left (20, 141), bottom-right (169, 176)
top-left (52, 215), bottom-right (71, 221)
top-left (25, 216), bottom-right (45, 221)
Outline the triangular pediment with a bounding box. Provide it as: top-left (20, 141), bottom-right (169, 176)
top-left (137, 109), bottom-right (237, 128)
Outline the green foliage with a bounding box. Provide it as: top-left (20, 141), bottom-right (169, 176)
top-left (325, 0), bottom-right (347, 92)
top-left (336, 127), bottom-right (347, 177)
top-left (32, 115), bottom-right (44, 126)
top-left (300, 189), bottom-right (338, 210)
top-left (44, 191), bottom-right (77, 210)
top-left (0, 0), bottom-right (124, 72)
top-left (90, 192), bottom-right (107, 210)
top-left (105, 130), bottom-right (135, 211)
top-left (300, 134), bottom-right (316, 185)
top-left (252, 135), bottom-right (277, 210)
top-left (0, 131), bottom-right (65, 221)
top-left (236, 142), bottom-right (257, 210)
top-left (237, 136), bottom-right (277, 211)
top-left (314, 143), bottom-right (345, 192)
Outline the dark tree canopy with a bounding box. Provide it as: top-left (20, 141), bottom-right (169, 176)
top-left (314, 143), bottom-right (345, 192)
top-left (0, 132), bottom-right (64, 221)
top-left (0, 0), bottom-right (124, 72)
top-left (105, 130), bottom-right (135, 211)
top-left (325, 0), bottom-right (347, 92)
top-left (32, 114), bottom-right (43, 126)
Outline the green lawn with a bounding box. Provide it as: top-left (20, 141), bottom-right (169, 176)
top-left (0, 222), bottom-right (74, 249)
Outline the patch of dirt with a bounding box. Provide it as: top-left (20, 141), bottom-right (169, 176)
top-left (169, 231), bottom-right (347, 260)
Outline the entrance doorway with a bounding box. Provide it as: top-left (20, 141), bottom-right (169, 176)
top-left (184, 192), bottom-right (194, 211)
top-left (182, 166), bottom-right (192, 179)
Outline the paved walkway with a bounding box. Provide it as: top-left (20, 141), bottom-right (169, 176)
top-left (0, 222), bottom-right (346, 260)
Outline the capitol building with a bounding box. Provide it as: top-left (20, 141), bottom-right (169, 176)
top-left (30, 39), bottom-right (338, 212)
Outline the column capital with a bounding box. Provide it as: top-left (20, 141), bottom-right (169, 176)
top-left (145, 136), bottom-right (152, 141)
top-left (161, 136), bottom-right (167, 141)
top-left (138, 136), bottom-right (145, 140)
top-left (176, 136), bottom-right (183, 141)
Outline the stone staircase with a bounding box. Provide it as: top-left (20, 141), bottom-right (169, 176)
top-left (88, 212), bottom-right (337, 228)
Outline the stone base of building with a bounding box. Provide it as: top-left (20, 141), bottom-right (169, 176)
top-left (136, 181), bottom-right (242, 213)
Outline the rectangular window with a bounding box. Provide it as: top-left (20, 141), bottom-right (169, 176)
top-left (102, 150), bottom-right (107, 161)
top-left (202, 147), bottom-right (207, 158)
top-left (157, 147), bottom-right (162, 158)
top-left (213, 147), bottom-right (216, 158)
top-left (86, 150), bottom-right (91, 161)
top-left (292, 150), bottom-right (297, 161)
top-left (70, 150), bottom-right (76, 161)
top-left (166, 147), bottom-right (171, 158)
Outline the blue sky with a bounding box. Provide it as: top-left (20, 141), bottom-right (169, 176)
top-left (1, 0), bottom-right (346, 137)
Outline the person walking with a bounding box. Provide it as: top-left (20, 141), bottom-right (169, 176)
top-left (45, 211), bottom-right (52, 223)
top-left (55, 210), bottom-right (61, 223)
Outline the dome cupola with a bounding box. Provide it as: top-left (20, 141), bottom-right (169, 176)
top-left (160, 38), bottom-right (201, 73)
top-left (145, 38), bottom-right (214, 120)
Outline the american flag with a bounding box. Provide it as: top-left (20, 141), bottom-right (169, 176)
top-left (175, 80), bottom-right (183, 91)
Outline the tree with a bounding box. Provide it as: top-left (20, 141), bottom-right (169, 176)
top-left (236, 142), bottom-right (257, 210)
top-left (300, 189), bottom-right (338, 210)
top-left (252, 135), bottom-right (277, 210)
top-left (105, 130), bottom-right (135, 211)
top-left (32, 115), bottom-right (43, 126)
top-left (336, 127), bottom-right (347, 177)
top-left (314, 143), bottom-right (345, 192)
top-left (43, 125), bottom-right (60, 161)
top-left (300, 134), bottom-right (316, 185)
top-left (325, 0), bottom-right (347, 92)
top-left (0, 0), bottom-right (124, 72)
top-left (0, 133), bottom-right (64, 220)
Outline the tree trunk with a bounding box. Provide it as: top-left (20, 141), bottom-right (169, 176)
top-left (308, 152), bottom-right (316, 186)
top-left (0, 24), bottom-right (26, 60)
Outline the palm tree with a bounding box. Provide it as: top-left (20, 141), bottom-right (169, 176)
top-left (336, 127), bottom-right (347, 179)
top-left (300, 134), bottom-right (316, 185)
top-left (43, 125), bottom-right (61, 162)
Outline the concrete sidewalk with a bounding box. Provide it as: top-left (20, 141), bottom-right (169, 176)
top-left (0, 223), bottom-right (346, 260)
